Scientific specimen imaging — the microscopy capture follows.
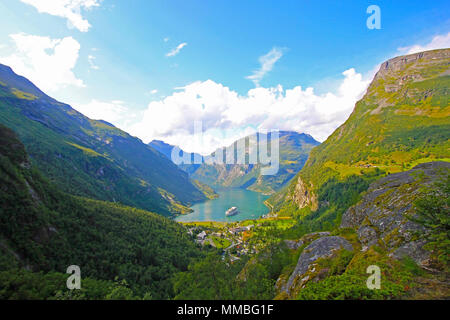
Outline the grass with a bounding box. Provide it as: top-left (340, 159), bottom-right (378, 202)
top-left (66, 142), bottom-right (104, 158)
top-left (211, 236), bottom-right (232, 249)
top-left (269, 56), bottom-right (450, 215)
top-left (182, 221), bottom-right (227, 228)
top-left (11, 88), bottom-right (37, 100)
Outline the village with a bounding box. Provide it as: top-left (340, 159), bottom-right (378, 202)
top-left (184, 210), bottom-right (285, 263)
top-left (187, 222), bottom-right (256, 262)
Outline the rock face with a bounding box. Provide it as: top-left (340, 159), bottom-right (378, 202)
top-left (283, 236), bottom-right (353, 296)
top-left (268, 48), bottom-right (450, 214)
top-left (284, 239), bottom-right (304, 250)
top-left (290, 177), bottom-right (318, 210)
top-left (188, 131), bottom-right (320, 195)
top-left (374, 49), bottom-right (450, 88)
top-left (283, 232), bottom-right (330, 250)
top-left (341, 161), bottom-right (450, 265)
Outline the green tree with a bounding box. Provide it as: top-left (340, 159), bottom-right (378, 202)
top-left (412, 170), bottom-right (450, 266)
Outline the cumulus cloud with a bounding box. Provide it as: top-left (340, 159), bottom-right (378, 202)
top-left (20, 0), bottom-right (100, 32)
top-left (398, 32), bottom-right (450, 54)
top-left (246, 47), bottom-right (284, 87)
top-left (166, 42), bottom-right (187, 57)
top-left (128, 68), bottom-right (370, 155)
top-left (0, 33), bottom-right (84, 92)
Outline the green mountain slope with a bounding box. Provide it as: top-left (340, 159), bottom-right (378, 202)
top-left (269, 48), bottom-right (450, 215)
top-left (0, 64), bottom-right (207, 216)
top-left (187, 131), bottom-right (319, 194)
top-left (0, 124), bottom-right (202, 299)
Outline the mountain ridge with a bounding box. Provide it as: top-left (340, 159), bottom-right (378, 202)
top-left (0, 63), bottom-right (208, 216)
top-left (151, 131), bottom-right (320, 194)
top-left (0, 123), bottom-right (203, 299)
top-left (268, 48), bottom-right (450, 215)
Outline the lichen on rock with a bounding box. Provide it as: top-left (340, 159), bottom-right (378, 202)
top-left (282, 235), bottom-right (353, 297)
top-left (341, 161), bottom-right (450, 265)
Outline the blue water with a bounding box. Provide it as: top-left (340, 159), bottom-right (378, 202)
top-left (175, 189), bottom-right (270, 222)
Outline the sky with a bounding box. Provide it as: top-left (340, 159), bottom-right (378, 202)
top-left (0, 0), bottom-right (449, 154)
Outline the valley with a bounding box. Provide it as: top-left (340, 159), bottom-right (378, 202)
top-left (175, 188), bottom-right (270, 222)
top-left (0, 48), bottom-right (449, 301)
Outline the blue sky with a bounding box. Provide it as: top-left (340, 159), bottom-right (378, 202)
top-left (0, 0), bottom-right (449, 154)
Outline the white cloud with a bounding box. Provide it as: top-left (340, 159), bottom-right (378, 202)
top-left (72, 99), bottom-right (139, 129)
top-left (166, 42), bottom-right (187, 57)
top-left (20, 0), bottom-right (100, 32)
top-left (88, 54), bottom-right (99, 70)
top-left (0, 33), bottom-right (84, 92)
top-left (398, 32), bottom-right (450, 54)
top-left (246, 47), bottom-right (284, 87)
top-left (128, 68), bottom-right (370, 155)
top-left (149, 89), bottom-right (158, 94)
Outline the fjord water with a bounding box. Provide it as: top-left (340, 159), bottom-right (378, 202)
top-left (175, 189), bottom-right (270, 222)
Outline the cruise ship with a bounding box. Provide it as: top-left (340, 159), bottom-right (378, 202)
top-left (225, 207), bottom-right (239, 217)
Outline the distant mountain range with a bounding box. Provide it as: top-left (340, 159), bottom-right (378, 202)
top-left (0, 64), bottom-right (209, 217)
top-left (151, 131), bottom-right (320, 194)
top-left (0, 49), bottom-right (448, 301)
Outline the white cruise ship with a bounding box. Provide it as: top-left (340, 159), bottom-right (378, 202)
top-left (225, 207), bottom-right (239, 217)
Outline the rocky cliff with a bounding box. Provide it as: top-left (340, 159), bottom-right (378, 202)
top-left (269, 48), bottom-right (450, 214)
top-left (341, 161), bottom-right (450, 266)
top-left (280, 234), bottom-right (353, 297)
top-left (278, 162), bottom-right (449, 299)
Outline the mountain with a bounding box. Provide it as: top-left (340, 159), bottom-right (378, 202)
top-left (189, 131), bottom-right (320, 194)
top-left (0, 124), bottom-right (203, 299)
top-left (164, 49), bottom-right (450, 301)
top-left (149, 139), bottom-right (203, 175)
top-left (0, 64), bottom-right (208, 216)
top-left (275, 161), bottom-right (449, 300)
top-left (149, 132), bottom-right (320, 194)
top-left (268, 49), bottom-right (450, 215)
top-left (153, 131), bottom-right (320, 195)
top-left (149, 140), bottom-right (178, 160)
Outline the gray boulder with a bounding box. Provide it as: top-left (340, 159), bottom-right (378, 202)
top-left (284, 239), bottom-right (304, 250)
top-left (283, 236), bottom-right (353, 295)
top-left (341, 161), bottom-right (449, 265)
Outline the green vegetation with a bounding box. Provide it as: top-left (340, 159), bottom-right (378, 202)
top-left (296, 248), bottom-right (415, 300)
top-left (410, 170), bottom-right (450, 267)
top-left (173, 244), bottom-right (295, 300)
top-left (0, 63), bottom-right (208, 217)
top-left (210, 236), bottom-right (231, 249)
top-left (192, 179), bottom-right (219, 200)
top-left (189, 132), bottom-right (320, 194)
top-left (11, 88), bottom-right (37, 100)
top-left (269, 51), bottom-right (450, 215)
top-left (0, 269), bottom-right (148, 300)
top-left (0, 50), bottom-right (449, 301)
top-left (172, 50), bottom-right (450, 301)
top-left (0, 124), bottom-right (204, 299)
top-left (269, 172), bottom-right (380, 242)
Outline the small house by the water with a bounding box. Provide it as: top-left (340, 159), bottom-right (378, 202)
top-left (197, 231), bottom-right (207, 240)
